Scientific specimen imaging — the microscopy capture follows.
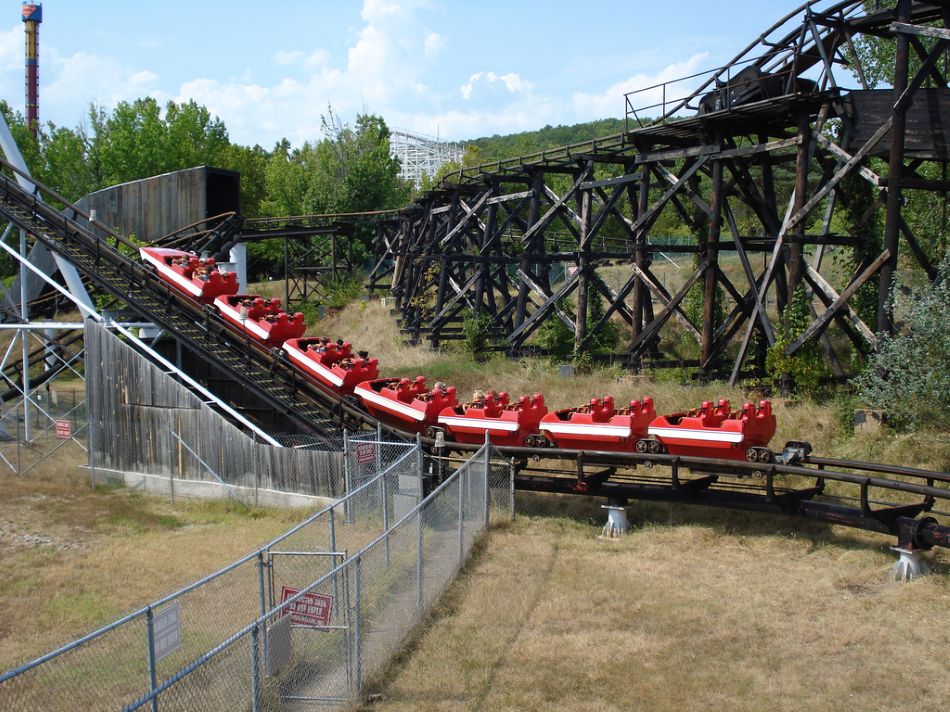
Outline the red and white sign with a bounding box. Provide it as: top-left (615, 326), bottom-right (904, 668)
top-left (354, 441), bottom-right (376, 465)
top-left (54, 420), bottom-right (71, 439)
top-left (279, 586), bottom-right (333, 629)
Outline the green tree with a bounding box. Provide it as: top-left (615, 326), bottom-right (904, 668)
top-left (262, 139), bottom-right (307, 216)
top-left (41, 124), bottom-right (96, 200)
top-left (98, 97), bottom-right (169, 184)
top-left (164, 99), bottom-right (230, 169)
top-left (223, 142), bottom-right (268, 217)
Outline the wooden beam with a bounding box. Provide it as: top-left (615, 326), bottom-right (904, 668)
top-left (440, 190), bottom-right (491, 247)
top-left (785, 253), bottom-right (889, 354)
top-left (891, 21), bottom-right (950, 41)
top-left (580, 171), bottom-right (643, 191)
top-left (630, 263), bottom-right (703, 340)
top-left (629, 157), bottom-right (708, 237)
top-left (629, 260), bottom-right (707, 356)
top-left (813, 133), bottom-right (883, 187)
top-left (521, 171), bottom-right (588, 244)
top-left (785, 118), bottom-right (893, 232)
top-left (486, 189), bottom-right (533, 206)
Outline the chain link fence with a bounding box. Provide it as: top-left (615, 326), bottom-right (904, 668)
top-left (0, 438), bottom-right (513, 710)
top-left (0, 383), bottom-right (88, 477)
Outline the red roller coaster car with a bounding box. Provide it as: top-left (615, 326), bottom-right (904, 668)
top-left (140, 247), bottom-right (238, 303)
top-left (438, 390), bottom-right (548, 447)
top-left (640, 398), bottom-right (777, 462)
top-left (354, 377), bottom-right (457, 435)
top-left (539, 396), bottom-right (656, 452)
top-left (214, 294), bottom-right (305, 346)
top-left (282, 337), bottom-right (379, 396)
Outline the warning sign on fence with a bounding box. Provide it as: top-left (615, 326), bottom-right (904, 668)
top-left (354, 441), bottom-right (376, 465)
top-left (54, 420), bottom-right (71, 439)
top-left (279, 586), bottom-right (333, 629)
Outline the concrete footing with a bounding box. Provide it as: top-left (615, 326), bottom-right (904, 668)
top-left (890, 546), bottom-right (931, 582)
top-left (601, 504), bottom-right (630, 538)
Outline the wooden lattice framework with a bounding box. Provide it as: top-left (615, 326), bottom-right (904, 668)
top-left (369, 0), bottom-right (950, 383)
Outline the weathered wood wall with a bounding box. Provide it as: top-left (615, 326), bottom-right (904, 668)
top-left (85, 320), bottom-right (344, 497)
top-left (75, 166), bottom-right (240, 243)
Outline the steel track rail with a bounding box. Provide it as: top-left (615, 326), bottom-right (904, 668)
top-left (434, 439), bottom-right (950, 550)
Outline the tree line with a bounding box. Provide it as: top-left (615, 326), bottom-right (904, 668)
top-left (0, 98), bottom-right (412, 277)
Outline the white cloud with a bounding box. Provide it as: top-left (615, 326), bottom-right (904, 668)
top-left (43, 50), bottom-right (166, 118)
top-left (171, 0), bottom-right (449, 146)
top-left (460, 71), bottom-right (532, 101)
top-left (0, 2), bottom-right (720, 151)
top-left (571, 53), bottom-right (709, 119)
top-left (273, 48), bottom-right (330, 70)
top-left (423, 32), bottom-right (445, 58)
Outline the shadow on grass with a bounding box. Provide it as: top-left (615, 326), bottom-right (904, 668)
top-left (514, 490), bottom-right (904, 554)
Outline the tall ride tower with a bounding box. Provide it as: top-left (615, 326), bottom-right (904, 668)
top-left (22, 2), bottom-right (42, 139)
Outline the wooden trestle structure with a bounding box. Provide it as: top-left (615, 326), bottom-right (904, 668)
top-left (367, 0), bottom-right (950, 382)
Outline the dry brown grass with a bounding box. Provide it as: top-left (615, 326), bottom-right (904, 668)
top-left (4, 288), bottom-right (948, 707)
top-left (362, 495), bottom-right (950, 712)
top-left (0, 460), bottom-right (314, 670)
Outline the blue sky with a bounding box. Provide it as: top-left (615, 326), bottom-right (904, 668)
top-left (1, 1), bottom-right (803, 147)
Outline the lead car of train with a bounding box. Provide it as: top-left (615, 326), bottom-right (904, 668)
top-left (142, 247), bottom-right (810, 463)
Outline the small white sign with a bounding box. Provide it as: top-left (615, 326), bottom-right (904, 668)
top-left (152, 602), bottom-right (182, 663)
top-left (266, 615), bottom-right (293, 677)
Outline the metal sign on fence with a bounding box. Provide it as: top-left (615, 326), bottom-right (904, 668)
top-left (279, 586), bottom-right (333, 629)
top-left (54, 420), bottom-right (71, 438)
top-left (354, 441), bottom-right (376, 465)
top-left (151, 602), bottom-right (181, 663)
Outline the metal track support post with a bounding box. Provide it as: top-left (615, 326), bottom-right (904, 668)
top-left (257, 550), bottom-right (268, 663)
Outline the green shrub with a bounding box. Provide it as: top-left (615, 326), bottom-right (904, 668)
top-left (535, 310), bottom-right (575, 359)
top-left (765, 283), bottom-right (827, 396)
top-left (462, 311), bottom-right (493, 362)
top-left (323, 274), bottom-right (364, 309)
top-left (852, 251), bottom-right (950, 430)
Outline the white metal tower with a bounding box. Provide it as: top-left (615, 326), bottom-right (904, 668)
top-left (389, 129), bottom-right (464, 187)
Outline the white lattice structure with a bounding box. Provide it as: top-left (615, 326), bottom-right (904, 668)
top-left (390, 129), bottom-right (464, 187)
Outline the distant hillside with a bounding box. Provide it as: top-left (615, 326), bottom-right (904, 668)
top-left (466, 118), bottom-right (626, 163)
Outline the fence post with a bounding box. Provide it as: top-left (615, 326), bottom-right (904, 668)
top-left (457, 467), bottom-right (464, 563)
top-left (483, 433), bottom-right (491, 529)
top-left (353, 556), bottom-right (363, 694)
top-left (250, 625), bottom-right (261, 712)
top-left (329, 506), bottom-right (340, 622)
top-left (416, 508), bottom-right (424, 615)
top-left (509, 457), bottom-right (517, 521)
top-left (145, 606), bottom-right (159, 712)
top-left (257, 550), bottom-right (268, 663)
top-left (382, 468), bottom-right (390, 566)
top-left (376, 421), bottom-right (383, 471)
top-left (415, 432), bottom-right (424, 502)
top-left (343, 430), bottom-right (353, 524)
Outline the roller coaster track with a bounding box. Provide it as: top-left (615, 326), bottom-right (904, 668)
top-left (444, 440), bottom-right (950, 551)
top-left (0, 160), bottom-right (377, 440)
top-left (1, 159), bottom-right (947, 554)
top-left (0, 1), bottom-right (944, 557)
